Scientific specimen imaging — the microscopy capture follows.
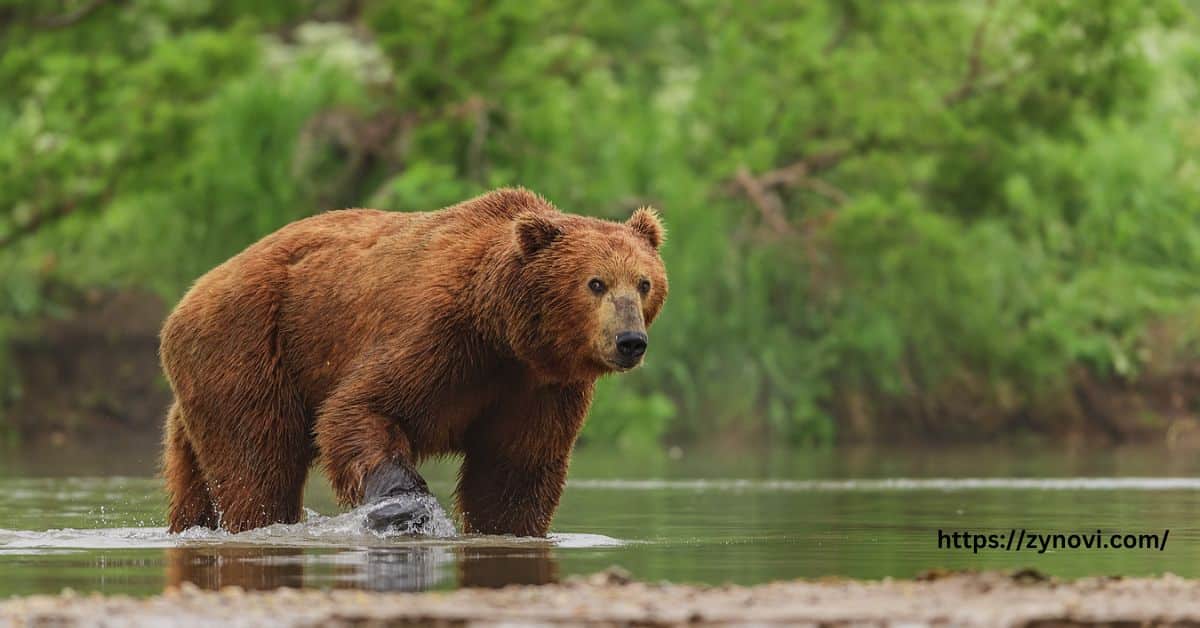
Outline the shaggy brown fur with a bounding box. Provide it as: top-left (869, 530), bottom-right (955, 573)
top-left (160, 188), bottom-right (667, 536)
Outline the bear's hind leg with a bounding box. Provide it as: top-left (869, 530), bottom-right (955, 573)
top-left (161, 260), bottom-right (316, 534)
top-left (193, 411), bottom-right (314, 534)
top-left (177, 384), bottom-right (314, 533)
top-left (163, 402), bottom-right (217, 533)
top-left (203, 468), bottom-right (310, 533)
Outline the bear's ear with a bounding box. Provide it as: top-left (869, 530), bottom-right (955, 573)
top-left (514, 212), bottom-right (564, 256)
top-left (626, 207), bottom-right (664, 250)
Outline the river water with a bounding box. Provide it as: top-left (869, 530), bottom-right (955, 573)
top-left (1, 444), bottom-right (1198, 596)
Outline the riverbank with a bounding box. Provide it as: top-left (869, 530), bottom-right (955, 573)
top-left (4, 569), bottom-right (1200, 627)
top-left (5, 289), bottom-right (1200, 450)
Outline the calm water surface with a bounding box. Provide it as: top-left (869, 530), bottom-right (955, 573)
top-left (1, 444), bottom-right (1199, 596)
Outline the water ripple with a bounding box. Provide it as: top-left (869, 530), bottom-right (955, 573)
top-left (566, 477), bottom-right (1200, 491)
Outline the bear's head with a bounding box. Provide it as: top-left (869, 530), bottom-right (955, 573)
top-left (509, 206), bottom-right (668, 381)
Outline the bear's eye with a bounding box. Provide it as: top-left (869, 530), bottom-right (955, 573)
top-left (637, 278), bottom-right (652, 295)
top-left (587, 278), bottom-right (607, 295)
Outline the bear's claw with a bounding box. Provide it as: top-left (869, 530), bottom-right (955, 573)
top-left (361, 462), bottom-right (448, 535)
top-left (366, 497), bottom-right (434, 535)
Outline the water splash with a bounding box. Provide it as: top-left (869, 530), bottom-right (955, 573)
top-left (361, 493), bottom-right (457, 538)
top-left (0, 498), bottom-right (620, 552)
top-left (204, 495), bottom-right (457, 544)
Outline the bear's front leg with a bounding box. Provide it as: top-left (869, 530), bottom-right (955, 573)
top-left (457, 451), bottom-right (570, 536)
top-left (316, 371), bottom-right (446, 535)
top-left (456, 383), bottom-right (592, 536)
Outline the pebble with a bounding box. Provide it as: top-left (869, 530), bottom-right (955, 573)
top-left (4, 570), bottom-right (1200, 627)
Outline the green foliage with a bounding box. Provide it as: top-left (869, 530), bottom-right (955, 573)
top-left (2, 0), bottom-right (1199, 447)
top-left (580, 378), bottom-right (676, 453)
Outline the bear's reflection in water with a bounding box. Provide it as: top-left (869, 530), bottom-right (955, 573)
top-left (164, 544), bottom-right (558, 592)
top-left (457, 545), bottom-right (559, 589)
top-left (165, 547), bottom-right (307, 591)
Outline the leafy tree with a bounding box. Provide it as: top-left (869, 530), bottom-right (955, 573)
top-left (2, 0), bottom-right (1198, 447)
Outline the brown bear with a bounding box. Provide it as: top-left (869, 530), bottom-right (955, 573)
top-left (160, 188), bottom-right (667, 536)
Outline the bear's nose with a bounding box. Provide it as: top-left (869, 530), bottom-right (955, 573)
top-left (616, 331), bottom-right (648, 359)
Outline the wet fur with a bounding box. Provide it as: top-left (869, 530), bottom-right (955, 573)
top-left (160, 188), bottom-right (667, 536)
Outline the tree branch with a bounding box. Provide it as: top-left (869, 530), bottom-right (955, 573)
top-left (1, 181), bottom-right (117, 249)
top-left (796, 175), bottom-right (849, 206)
top-left (35, 0), bottom-right (119, 29)
top-left (726, 143), bottom-right (854, 211)
top-left (751, 147), bottom-right (848, 188)
top-left (943, 0), bottom-right (998, 106)
top-left (734, 166), bottom-right (794, 236)
top-left (0, 201), bottom-right (79, 249)
top-left (462, 96), bottom-right (491, 184)
top-left (823, 4), bottom-right (857, 56)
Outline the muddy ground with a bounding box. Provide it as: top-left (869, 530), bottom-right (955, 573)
top-left (4, 569), bottom-right (1200, 627)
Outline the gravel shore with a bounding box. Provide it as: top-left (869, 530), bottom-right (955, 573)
top-left (5, 569), bottom-right (1200, 627)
